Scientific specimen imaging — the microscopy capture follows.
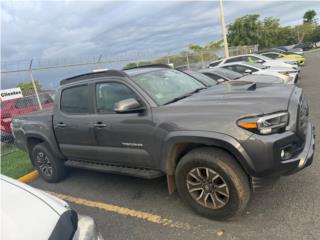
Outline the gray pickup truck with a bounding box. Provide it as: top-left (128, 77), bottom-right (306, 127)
top-left (12, 64), bottom-right (315, 220)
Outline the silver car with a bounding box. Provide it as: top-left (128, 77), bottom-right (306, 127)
top-left (217, 61), bottom-right (299, 84)
top-left (208, 54), bottom-right (299, 69)
top-left (1, 175), bottom-right (103, 240)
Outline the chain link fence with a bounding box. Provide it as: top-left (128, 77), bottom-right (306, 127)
top-left (0, 45), bottom-right (257, 155)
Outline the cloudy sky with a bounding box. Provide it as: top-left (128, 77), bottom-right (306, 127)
top-left (1, 0), bottom-right (320, 88)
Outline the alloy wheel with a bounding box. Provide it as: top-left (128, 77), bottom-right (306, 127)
top-left (36, 152), bottom-right (53, 177)
top-left (186, 167), bottom-right (229, 209)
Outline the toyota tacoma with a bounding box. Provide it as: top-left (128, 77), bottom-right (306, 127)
top-left (12, 64), bottom-right (315, 220)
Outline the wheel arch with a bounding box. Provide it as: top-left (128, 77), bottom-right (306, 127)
top-left (25, 132), bottom-right (64, 159)
top-left (161, 131), bottom-right (255, 194)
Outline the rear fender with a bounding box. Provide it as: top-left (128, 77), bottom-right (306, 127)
top-left (25, 132), bottom-right (64, 159)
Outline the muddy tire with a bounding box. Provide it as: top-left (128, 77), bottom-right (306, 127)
top-left (175, 147), bottom-right (251, 220)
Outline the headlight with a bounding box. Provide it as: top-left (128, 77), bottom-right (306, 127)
top-left (237, 112), bottom-right (289, 135)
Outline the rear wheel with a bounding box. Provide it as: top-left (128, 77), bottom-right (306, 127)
top-left (175, 147), bottom-right (251, 220)
top-left (31, 143), bottom-right (67, 183)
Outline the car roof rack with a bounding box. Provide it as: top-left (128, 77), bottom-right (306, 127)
top-left (123, 63), bottom-right (172, 70)
top-left (60, 70), bottom-right (128, 85)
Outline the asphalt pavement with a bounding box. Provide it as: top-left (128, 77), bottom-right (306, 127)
top-left (30, 50), bottom-right (320, 240)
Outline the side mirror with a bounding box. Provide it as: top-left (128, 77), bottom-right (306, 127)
top-left (217, 78), bottom-right (225, 83)
top-left (257, 59), bottom-right (264, 63)
top-left (245, 69), bottom-right (252, 74)
top-left (114, 98), bottom-right (144, 113)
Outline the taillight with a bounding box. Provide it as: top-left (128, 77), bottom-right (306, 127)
top-left (2, 113), bottom-right (11, 119)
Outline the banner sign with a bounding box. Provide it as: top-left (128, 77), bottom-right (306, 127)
top-left (0, 88), bottom-right (23, 101)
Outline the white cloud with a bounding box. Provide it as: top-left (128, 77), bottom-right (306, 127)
top-left (1, 0), bottom-right (320, 64)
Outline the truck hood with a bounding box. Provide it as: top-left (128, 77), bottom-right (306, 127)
top-left (168, 81), bottom-right (294, 115)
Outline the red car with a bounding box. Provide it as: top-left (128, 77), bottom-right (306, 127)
top-left (1, 91), bottom-right (55, 142)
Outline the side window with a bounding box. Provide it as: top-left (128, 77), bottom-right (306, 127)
top-left (223, 65), bottom-right (256, 74)
top-left (60, 85), bottom-right (89, 114)
top-left (15, 98), bottom-right (27, 109)
top-left (263, 53), bottom-right (278, 59)
top-left (96, 82), bottom-right (137, 113)
top-left (247, 56), bottom-right (262, 63)
top-left (225, 57), bottom-right (243, 63)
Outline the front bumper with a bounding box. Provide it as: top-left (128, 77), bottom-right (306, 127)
top-left (241, 122), bottom-right (315, 177)
top-left (247, 123), bottom-right (315, 190)
top-left (281, 123), bottom-right (315, 175)
top-left (1, 131), bottom-right (14, 143)
top-left (288, 72), bottom-right (299, 84)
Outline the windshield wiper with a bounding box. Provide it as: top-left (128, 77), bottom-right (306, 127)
top-left (164, 87), bottom-right (207, 105)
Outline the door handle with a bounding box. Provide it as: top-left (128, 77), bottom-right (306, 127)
top-left (93, 122), bottom-right (108, 128)
top-left (56, 122), bottom-right (67, 128)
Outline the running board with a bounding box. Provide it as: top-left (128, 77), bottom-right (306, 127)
top-left (64, 160), bottom-right (164, 179)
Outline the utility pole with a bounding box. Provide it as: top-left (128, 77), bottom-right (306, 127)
top-left (29, 59), bottom-right (43, 110)
top-left (219, 0), bottom-right (229, 58)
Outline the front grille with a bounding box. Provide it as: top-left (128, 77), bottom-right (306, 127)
top-left (297, 94), bottom-right (309, 140)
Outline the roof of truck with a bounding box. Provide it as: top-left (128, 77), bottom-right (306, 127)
top-left (60, 64), bottom-right (172, 86)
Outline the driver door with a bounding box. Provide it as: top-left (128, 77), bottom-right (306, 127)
top-left (91, 80), bottom-right (156, 168)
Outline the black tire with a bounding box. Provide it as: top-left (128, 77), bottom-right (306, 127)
top-left (31, 143), bottom-right (67, 183)
top-left (175, 147), bottom-right (250, 220)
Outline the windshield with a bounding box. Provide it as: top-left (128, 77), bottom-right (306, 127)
top-left (213, 68), bottom-right (243, 80)
top-left (245, 62), bottom-right (268, 69)
top-left (186, 71), bottom-right (218, 86)
top-left (132, 69), bottom-right (205, 105)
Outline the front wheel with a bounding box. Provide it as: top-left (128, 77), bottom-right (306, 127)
top-left (175, 147), bottom-right (251, 220)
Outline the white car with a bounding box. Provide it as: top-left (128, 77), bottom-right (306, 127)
top-left (1, 175), bottom-right (103, 240)
top-left (218, 62), bottom-right (299, 84)
top-left (208, 54), bottom-right (299, 69)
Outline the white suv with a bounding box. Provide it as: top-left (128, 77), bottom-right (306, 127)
top-left (209, 54), bottom-right (299, 70)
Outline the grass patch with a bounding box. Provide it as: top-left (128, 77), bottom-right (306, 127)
top-left (1, 149), bottom-right (34, 179)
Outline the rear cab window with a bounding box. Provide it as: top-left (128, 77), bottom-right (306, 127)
top-left (60, 85), bottom-right (89, 114)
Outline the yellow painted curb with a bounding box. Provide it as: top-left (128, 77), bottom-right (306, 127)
top-left (17, 170), bottom-right (39, 183)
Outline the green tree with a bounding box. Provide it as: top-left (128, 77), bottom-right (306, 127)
top-left (17, 80), bottom-right (42, 95)
top-left (188, 44), bottom-right (204, 52)
top-left (303, 10), bottom-right (317, 24)
top-left (227, 14), bottom-right (261, 46)
top-left (227, 14), bottom-right (298, 48)
top-left (124, 62), bottom-right (138, 69)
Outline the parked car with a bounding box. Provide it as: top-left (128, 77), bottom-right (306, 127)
top-left (12, 64), bottom-right (315, 220)
top-left (1, 175), bottom-right (103, 240)
top-left (184, 69), bottom-right (283, 88)
top-left (259, 47), bottom-right (303, 56)
top-left (218, 62), bottom-right (298, 84)
top-left (259, 51), bottom-right (305, 66)
top-left (276, 46), bottom-right (304, 56)
top-left (0, 91), bottom-right (55, 143)
top-left (293, 42), bottom-right (314, 51)
top-left (198, 68), bottom-right (284, 86)
top-left (183, 70), bottom-right (221, 86)
top-left (208, 54), bottom-right (299, 69)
